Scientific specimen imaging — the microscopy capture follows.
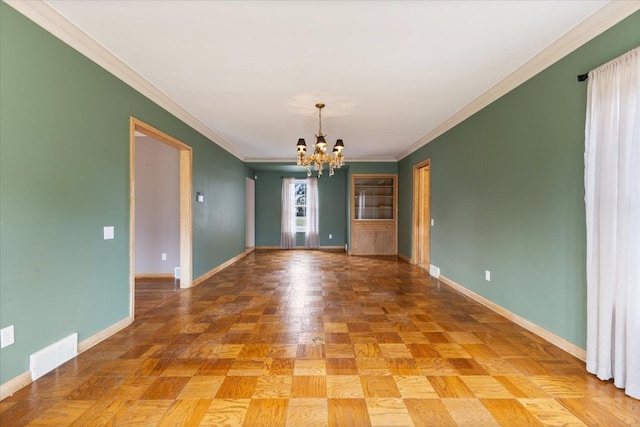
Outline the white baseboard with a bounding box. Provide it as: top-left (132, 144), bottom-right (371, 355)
top-left (78, 316), bottom-right (133, 354)
top-left (245, 246), bottom-right (255, 254)
top-left (1, 314), bottom-right (133, 401)
top-left (255, 246), bottom-right (346, 251)
top-left (439, 275), bottom-right (586, 361)
top-left (397, 253), bottom-right (413, 264)
top-left (0, 370), bottom-right (31, 401)
top-left (134, 273), bottom-right (174, 280)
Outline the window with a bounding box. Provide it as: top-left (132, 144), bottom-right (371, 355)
top-left (294, 180), bottom-right (307, 231)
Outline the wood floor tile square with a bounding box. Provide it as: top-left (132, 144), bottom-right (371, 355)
top-left (406, 343), bottom-right (440, 358)
top-left (296, 344), bottom-right (325, 359)
top-left (243, 398), bottom-right (289, 427)
top-left (326, 375), bottom-right (365, 398)
top-left (328, 398), bottom-right (371, 427)
top-left (253, 375), bottom-right (293, 398)
top-left (404, 398), bottom-right (457, 426)
top-left (481, 398), bottom-right (544, 426)
top-left (200, 399), bottom-right (251, 426)
top-left (529, 376), bottom-right (588, 398)
top-left (365, 398), bottom-right (413, 426)
top-left (237, 344), bottom-right (271, 359)
top-left (65, 376), bottom-right (123, 400)
top-left (215, 376), bottom-right (259, 398)
top-left (447, 331), bottom-right (485, 344)
top-left (26, 400), bottom-right (93, 426)
top-left (177, 376), bottom-right (225, 399)
top-left (378, 344), bottom-right (412, 358)
top-left (286, 398), bottom-right (328, 427)
top-left (325, 343), bottom-right (355, 358)
top-left (212, 344), bottom-right (244, 358)
top-left (360, 375), bottom-right (401, 398)
top-left (460, 375), bottom-right (515, 398)
top-left (326, 357), bottom-right (358, 375)
top-left (432, 343), bottom-right (472, 358)
top-left (518, 398), bottom-right (587, 426)
top-left (291, 375), bottom-right (327, 398)
top-left (265, 358), bottom-right (295, 375)
top-left (354, 343), bottom-right (383, 359)
top-left (113, 400), bottom-right (174, 426)
top-left (442, 398), bottom-right (500, 426)
top-left (428, 376), bottom-right (476, 398)
top-left (196, 358), bottom-right (233, 376)
top-left (356, 358), bottom-right (391, 375)
top-left (494, 375), bottom-right (550, 398)
top-left (393, 375), bottom-right (438, 398)
top-left (139, 376), bottom-right (190, 399)
top-left (387, 358), bottom-right (423, 375)
top-left (157, 399), bottom-right (211, 427)
top-left (324, 323), bottom-right (349, 333)
top-left (293, 359), bottom-right (326, 375)
top-left (414, 358), bottom-right (458, 376)
top-left (448, 357), bottom-right (490, 375)
top-left (228, 358), bottom-right (265, 376)
top-left (267, 344), bottom-right (298, 358)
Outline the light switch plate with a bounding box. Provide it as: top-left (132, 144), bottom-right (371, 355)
top-left (103, 226), bottom-right (114, 240)
top-left (485, 270), bottom-right (491, 281)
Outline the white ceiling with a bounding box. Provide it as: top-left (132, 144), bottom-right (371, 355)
top-left (43, 0), bottom-right (611, 161)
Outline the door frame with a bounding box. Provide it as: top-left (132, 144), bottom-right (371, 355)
top-left (412, 159), bottom-right (431, 269)
top-left (129, 117), bottom-right (193, 317)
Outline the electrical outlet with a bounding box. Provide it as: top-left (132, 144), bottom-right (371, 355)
top-left (329, 234), bottom-right (332, 239)
top-left (162, 253), bottom-right (167, 261)
top-left (1, 325), bottom-right (15, 348)
top-left (485, 270), bottom-right (491, 281)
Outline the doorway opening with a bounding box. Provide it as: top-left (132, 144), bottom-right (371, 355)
top-left (129, 117), bottom-right (193, 318)
top-left (245, 177), bottom-right (255, 253)
top-left (413, 159), bottom-right (431, 269)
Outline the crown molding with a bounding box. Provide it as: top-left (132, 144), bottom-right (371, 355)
top-left (395, 1), bottom-right (640, 161)
top-left (5, 0), bottom-right (246, 161)
top-left (246, 157), bottom-right (398, 163)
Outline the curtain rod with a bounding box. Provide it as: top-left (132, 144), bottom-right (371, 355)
top-left (577, 73), bottom-right (589, 82)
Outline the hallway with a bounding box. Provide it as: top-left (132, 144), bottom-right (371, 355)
top-left (1, 251), bottom-right (638, 425)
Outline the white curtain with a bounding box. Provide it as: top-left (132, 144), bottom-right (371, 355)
top-left (585, 46), bottom-right (640, 399)
top-left (280, 177), bottom-right (296, 249)
top-left (305, 178), bottom-right (320, 249)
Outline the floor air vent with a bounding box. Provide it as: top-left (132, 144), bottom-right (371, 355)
top-left (29, 333), bottom-right (78, 381)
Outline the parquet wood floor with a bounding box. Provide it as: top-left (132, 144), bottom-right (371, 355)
top-left (2, 250), bottom-right (639, 426)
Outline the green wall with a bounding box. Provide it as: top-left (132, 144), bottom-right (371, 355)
top-left (0, 4), bottom-right (247, 383)
top-left (397, 11), bottom-right (640, 348)
top-left (253, 170), bottom-right (347, 247)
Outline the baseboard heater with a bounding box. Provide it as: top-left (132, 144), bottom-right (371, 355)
top-left (29, 333), bottom-right (78, 381)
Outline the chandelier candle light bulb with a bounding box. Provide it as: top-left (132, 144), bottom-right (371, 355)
top-left (296, 103), bottom-right (345, 177)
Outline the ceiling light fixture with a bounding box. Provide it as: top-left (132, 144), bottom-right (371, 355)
top-left (296, 103), bottom-right (345, 177)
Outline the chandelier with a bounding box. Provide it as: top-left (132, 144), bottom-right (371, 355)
top-left (296, 103), bottom-right (345, 177)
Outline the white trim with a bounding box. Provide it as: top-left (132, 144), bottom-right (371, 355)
top-left (438, 275), bottom-right (586, 361)
top-left (78, 316), bottom-right (133, 353)
top-left (4, 0), bottom-right (246, 161)
top-left (245, 157), bottom-right (398, 163)
top-left (395, 1), bottom-right (640, 160)
top-left (397, 253), bottom-right (413, 264)
top-left (0, 370), bottom-right (31, 401)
